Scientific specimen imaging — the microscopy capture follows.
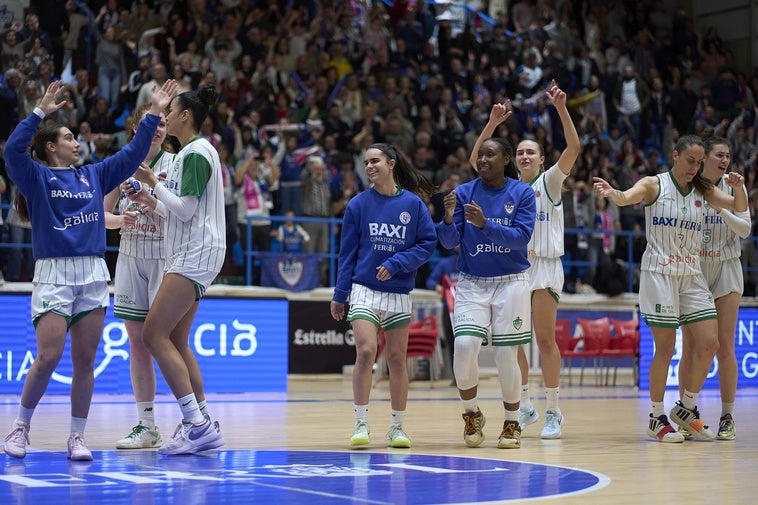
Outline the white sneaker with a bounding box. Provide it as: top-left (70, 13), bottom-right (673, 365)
top-left (350, 420), bottom-right (370, 446)
top-left (386, 425), bottom-right (411, 448)
top-left (541, 409), bottom-right (563, 439)
top-left (194, 419), bottom-right (225, 452)
top-left (116, 424), bottom-right (162, 449)
top-left (158, 417), bottom-right (223, 455)
top-left (518, 406), bottom-right (540, 430)
top-left (4, 421), bottom-right (30, 459)
top-left (67, 433), bottom-right (93, 461)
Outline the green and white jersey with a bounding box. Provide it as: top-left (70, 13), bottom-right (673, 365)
top-left (163, 137), bottom-right (226, 274)
top-left (528, 163), bottom-right (567, 259)
top-left (642, 172), bottom-right (704, 276)
top-left (700, 177), bottom-right (747, 262)
top-left (117, 150), bottom-right (173, 260)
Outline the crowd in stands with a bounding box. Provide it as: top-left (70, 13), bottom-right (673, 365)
top-left (1, 0), bottom-right (757, 293)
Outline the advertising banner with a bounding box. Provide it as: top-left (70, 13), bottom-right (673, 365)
top-left (0, 294), bottom-right (289, 394)
top-left (289, 300), bottom-right (354, 374)
top-left (640, 307), bottom-right (758, 390)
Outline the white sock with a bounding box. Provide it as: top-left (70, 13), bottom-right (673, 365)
top-left (354, 404), bottom-right (368, 422)
top-left (462, 397), bottom-right (478, 413)
top-left (504, 408), bottom-right (519, 422)
top-left (137, 401), bottom-right (155, 427)
top-left (17, 405), bottom-right (34, 425)
top-left (651, 401), bottom-right (665, 418)
top-left (721, 402), bottom-right (734, 417)
top-left (520, 385), bottom-right (533, 410)
top-left (545, 387), bottom-right (560, 411)
top-left (197, 400), bottom-right (209, 418)
top-left (178, 393), bottom-right (204, 424)
top-left (70, 416), bottom-right (87, 435)
top-left (681, 390), bottom-right (698, 410)
top-left (391, 410), bottom-right (405, 427)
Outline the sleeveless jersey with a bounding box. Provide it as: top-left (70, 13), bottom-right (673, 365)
top-left (641, 172), bottom-right (704, 276)
top-left (700, 177), bottom-right (744, 262)
top-left (117, 150), bottom-right (173, 260)
top-left (528, 164), bottom-right (566, 258)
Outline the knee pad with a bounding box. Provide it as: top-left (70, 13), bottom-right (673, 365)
top-left (453, 336), bottom-right (482, 389)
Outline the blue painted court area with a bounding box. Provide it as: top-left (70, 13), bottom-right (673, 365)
top-left (0, 450), bottom-right (609, 504)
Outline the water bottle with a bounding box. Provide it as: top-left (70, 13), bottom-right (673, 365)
top-left (128, 177), bottom-right (142, 194)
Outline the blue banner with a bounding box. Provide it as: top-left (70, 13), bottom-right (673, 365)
top-left (0, 295), bottom-right (289, 394)
top-left (640, 307), bottom-right (758, 390)
top-left (260, 253), bottom-right (319, 292)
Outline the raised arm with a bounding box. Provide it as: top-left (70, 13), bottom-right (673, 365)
top-left (469, 100), bottom-right (512, 171)
top-left (545, 79), bottom-right (581, 175)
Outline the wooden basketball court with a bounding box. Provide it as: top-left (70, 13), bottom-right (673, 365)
top-left (2, 372), bottom-right (756, 504)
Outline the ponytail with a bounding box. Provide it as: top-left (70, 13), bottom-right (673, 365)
top-left (369, 143), bottom-right (438, 200)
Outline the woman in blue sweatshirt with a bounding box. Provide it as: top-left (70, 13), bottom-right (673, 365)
top-left (438, 132), bottom-right (536, 450)
top-left (330, 143), bottom-right (437, 449)
top-left (2, 79), bottom-right (176, 461)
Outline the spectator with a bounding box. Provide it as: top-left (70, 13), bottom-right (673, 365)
top-left (234, 154), bottom-right (273, 284)
top-left (0, 69), bottom-right (23, 140)
top-left (277, 210), bottom-right (310, 254)
top-left (301, 156), bottom-right (332, 286)
top-left (613, 64), bottom-right (650, 148)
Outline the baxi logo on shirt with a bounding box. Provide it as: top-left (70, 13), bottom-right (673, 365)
top-left (370, 221), bottom-right (408, 252)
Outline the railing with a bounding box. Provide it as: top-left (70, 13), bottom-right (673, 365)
top-left (3, 200), bottom-right (757, 294)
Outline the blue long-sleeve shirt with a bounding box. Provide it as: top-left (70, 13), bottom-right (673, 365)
top-left (425, 254), bottom-right (459, 290)
top-left (438, 177), bottom-right (535, 277)
top-left (333, 188), bottom-right (437, 304)
top-left (3, 111), bottom-right (159, 259)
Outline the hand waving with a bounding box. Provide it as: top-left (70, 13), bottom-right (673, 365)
top-left (38, 80), bottom-right (68, 116)
top-left (149, 79), bottom-right (177, 116)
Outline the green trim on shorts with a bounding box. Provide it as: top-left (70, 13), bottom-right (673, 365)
top-left (113, 306), bottom-right (148, 322)
top-left (70, 307), bottom-right (104, 328)
top-left (382, 313), bottom-right (411, 330)
top-left (454, 324), bottom-right (489, 345)
top-left (33, 309), bottom-right (71, 329)
top-left (491, 332), bottom-right (532, 346)
top-left (192, 281), bottom-right (205, 301)
top-left (641, 313), bottom-right (679, 328)
top-left (547, 287), bottom-right (560, 303)
top-left (680, 308), bottom-right (718, 325)
top-left (531, 288), bottom-right (560, 303)
top-left (347, 307), bottom-right (380, 327)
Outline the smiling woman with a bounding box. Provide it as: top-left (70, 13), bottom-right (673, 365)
top-left (0, 78), bottom-right (176, 462)
top-left (593, 134), bottom-right (747, 443)
top-left (330, 142), bottom-right (437, 449)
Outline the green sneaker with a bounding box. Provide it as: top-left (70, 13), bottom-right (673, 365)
top-left (386, 425), bottom-right (411, 448)
top-left (717, 414), bottom-right (735, 440)
top-left (350, 420), bottom-right (370, 446)
top-left (116, 423), bottom-right (162, 449)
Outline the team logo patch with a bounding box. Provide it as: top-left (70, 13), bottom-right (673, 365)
top-left (513, 316), bottom-right (522, 330)
top-left (399, 212), bottom-right (411, 225)
top-left (278, 257), bottom-right (304, 287)
top-left (505, 202), bottom-right (514, 214)
top-left (695, 200), bottom-right (702, 208)
top-left (535, 190), bottom-right (541, 198)
top-left (79, 174), bottom-right (90, 187)
top-left (681, 206), bottom-right (687, 215)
